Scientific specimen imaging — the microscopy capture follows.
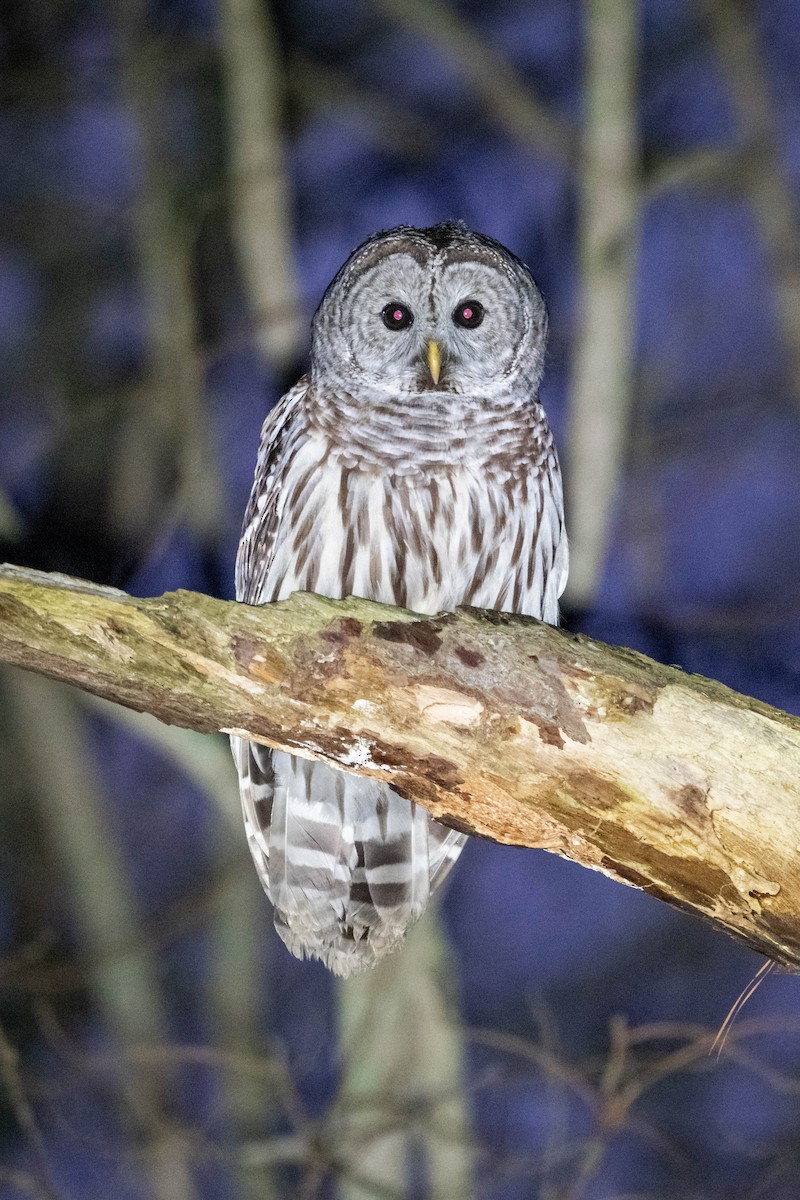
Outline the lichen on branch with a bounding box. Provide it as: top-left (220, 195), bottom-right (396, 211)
top-left (2, 561), bottom-right (800, 970)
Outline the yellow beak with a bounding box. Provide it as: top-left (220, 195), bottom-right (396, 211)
top-left (427, 340), bottom-right (441, 386)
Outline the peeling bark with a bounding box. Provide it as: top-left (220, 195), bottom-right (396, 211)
top-left (2, 563), bottom-right (800, 970)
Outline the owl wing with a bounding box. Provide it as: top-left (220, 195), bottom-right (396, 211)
top-left (232, 379), bottom-right (309, 883)
top-left (535, 442), bottom-right (569, 624)
top-left (235, 378), bottom-right (309, 606)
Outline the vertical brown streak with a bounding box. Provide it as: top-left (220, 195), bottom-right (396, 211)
top-left (384, 478), bottom-right (400, 544)
top-left (493, 577), bottom-right (511, 610)
top-left (292, 537), bottom-right (311, 580)
top-left (291, 512), bottom-right (315, 553)
top-left (430, 542), bottom-right (443, 587)
top-left (287, 465), bottom-right (315, 514)
top-left (527, 496), bottom-right (545, 589)
top-left (464, 555), bottom-right (487, 604)
top-left (304, 550), bottom-right (321, 593)
top-left (266, 576), bottom-right (283, 603)
top-left (392, 539), bottom-right (408, 607)
top-left (511, 519), bottom-right (525, 566)
top-left (409, 507), bottom-right (425, 557)
top-left (502, 471), bottom-right (518, 508)
top-left (395, 476), bottom-right (410, 512)
top-left (484, 481), bottom-right (501, 533)
top-left (369, 545), bottom-right (383, 593)
top-left (470, 493), bottom-right (483, 554)
top-left (429, 477), bottom-right (440, 524)
top-left (512, 560), bottom-right (524, 610)
top-left (457, 529), bottom-right (469, 566)
top-left (355, 495), bottom-right (369, 543)
top-left (338, 466), bottom-right (352, 519)
top-left (342, 528), bottom-right (356, 595)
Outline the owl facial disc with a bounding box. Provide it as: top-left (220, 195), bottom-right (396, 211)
top-left (311, 222), bottom-right (548, 398)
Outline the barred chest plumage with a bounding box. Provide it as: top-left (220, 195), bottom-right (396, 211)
top-left (256, 380), bottom-right (565, 622)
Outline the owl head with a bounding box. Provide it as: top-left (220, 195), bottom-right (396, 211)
top-left (310, 222), bottom-right (548, 398)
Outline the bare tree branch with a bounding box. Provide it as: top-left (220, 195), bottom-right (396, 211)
top-left (77, 697), bottom-right (283, 1197)
top-left (1, 563), bottom-right (800, 970)
top-left (566, 0), bottom-right (640, 607)
top-left (701, 0), bottom-right (800, 407)
top-left (113, 5), bottom-right (224, 544)
top-left (220, 0), bottom-right (303, 370)
top-left (6, 672), bottom-right (197, 1200)
top-left (337, 916), bottom-right (475, 1200)
top-left (370, 0), bottom-right (574, 160)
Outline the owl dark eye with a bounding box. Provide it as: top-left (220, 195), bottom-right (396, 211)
top-left (453, 300), bottom-right (484, 329)
top-left (382, 302), bottom-right (414, 331)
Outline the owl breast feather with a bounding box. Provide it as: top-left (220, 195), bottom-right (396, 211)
top-left (263, 424), bottom-right (563, 622)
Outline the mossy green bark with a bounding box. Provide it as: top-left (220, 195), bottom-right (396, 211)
top-left (2, 562), bottom-right (800, 969)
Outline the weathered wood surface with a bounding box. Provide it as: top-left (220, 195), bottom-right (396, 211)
top-left (2, 561), bottom-right (800, 969)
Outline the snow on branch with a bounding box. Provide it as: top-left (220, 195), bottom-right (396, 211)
top-left (1, 562), bottom-right (799, 970)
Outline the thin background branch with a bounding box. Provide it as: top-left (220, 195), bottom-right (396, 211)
top-left (701, 0), bottom-right (800, 409)
top-left (566, 0), bottom-right (640, 608)
top-left (220, 0), bottom-right (303, 371)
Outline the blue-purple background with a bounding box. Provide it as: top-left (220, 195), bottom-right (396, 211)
top-left (2, 0), bottom-right (800, 1196)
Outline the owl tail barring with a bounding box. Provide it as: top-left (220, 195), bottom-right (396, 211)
top-left (233, 737), bottom-right (466, 975)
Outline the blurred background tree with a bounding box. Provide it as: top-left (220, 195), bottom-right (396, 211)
top-left (1, 0), bottom-right (800, 1197)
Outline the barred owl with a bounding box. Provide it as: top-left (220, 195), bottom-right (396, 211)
top-left (232, 222), bottom-right (567, 976)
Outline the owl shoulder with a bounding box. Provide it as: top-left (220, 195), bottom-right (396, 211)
top-left (236, 377), bottom-right (310, 602)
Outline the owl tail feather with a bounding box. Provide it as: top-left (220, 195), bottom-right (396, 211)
top-left (233, 739), bottom-right (465, 976)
